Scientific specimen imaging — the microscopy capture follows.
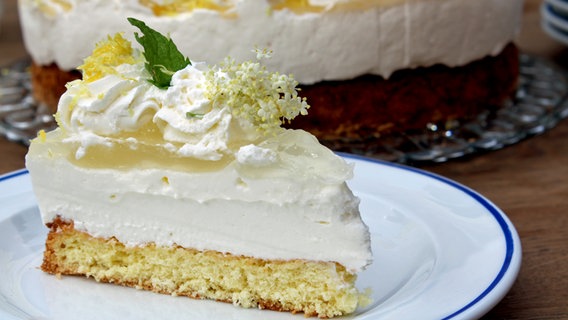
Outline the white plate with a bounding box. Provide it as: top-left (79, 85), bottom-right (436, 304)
top-left (0, 156), bottom-right (522, 320)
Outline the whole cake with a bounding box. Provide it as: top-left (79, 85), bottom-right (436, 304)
top-left (19, 0), bottom-right (525, 142)
top-left (25, 19), bottom-right (372, 318)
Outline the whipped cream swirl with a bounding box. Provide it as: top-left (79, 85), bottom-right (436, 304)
top-left (58, 63), bottom-right (162, 137)
top-left (55, 30), bottom-right (311, 163)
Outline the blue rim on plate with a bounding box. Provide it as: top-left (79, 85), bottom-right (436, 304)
top-left (0, 169), bottom-right (28, 182)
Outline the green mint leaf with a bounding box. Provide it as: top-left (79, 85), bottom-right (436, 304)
top-left (127, 17), bottom-right (191, 89)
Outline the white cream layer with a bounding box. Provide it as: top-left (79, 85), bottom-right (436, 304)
top-left (18, 0), bottom-right (524, 84)
top-left (26, 129), bottom-right (372, 272)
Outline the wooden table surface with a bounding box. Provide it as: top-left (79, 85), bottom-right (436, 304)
top-left (1, 0), bottom-right (567, 318)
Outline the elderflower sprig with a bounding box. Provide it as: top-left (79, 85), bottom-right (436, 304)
top-left (204, 57), bottom-right (309, 135)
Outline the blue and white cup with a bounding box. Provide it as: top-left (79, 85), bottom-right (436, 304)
top-left (542, 0), bottom-right (568, 45)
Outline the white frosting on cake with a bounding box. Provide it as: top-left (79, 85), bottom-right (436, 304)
top-left (25, 35), bottom-right (372, 272)
top-left (26, 130), bottom-right (371, 272)
top-left (18, 0), bottom-right (524, 83)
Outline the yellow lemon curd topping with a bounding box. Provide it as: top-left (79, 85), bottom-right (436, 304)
top-left (271, 0), bottom-right (414, 13)
top-left (30, 0), bottom-right (409, 18)
top-left (270, 0), bottom-right (326, 12)
top-left (139, 0), bottom-right (233, 16)
top-left (137, 0), bottom-right (407, 15)
top-left (29, 0), bottom-right (72, 18)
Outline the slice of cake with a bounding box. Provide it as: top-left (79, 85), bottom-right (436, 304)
top-left (25, 18), bottom-right (372, 318)
top-left (19, 0), bottom-right (524, 143)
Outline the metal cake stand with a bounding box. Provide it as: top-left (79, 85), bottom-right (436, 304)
top-left (1, 54), bottom-right (567, 164)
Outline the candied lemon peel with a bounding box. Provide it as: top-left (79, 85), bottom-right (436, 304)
top-left (78, 33), bottom-right (138, 83)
